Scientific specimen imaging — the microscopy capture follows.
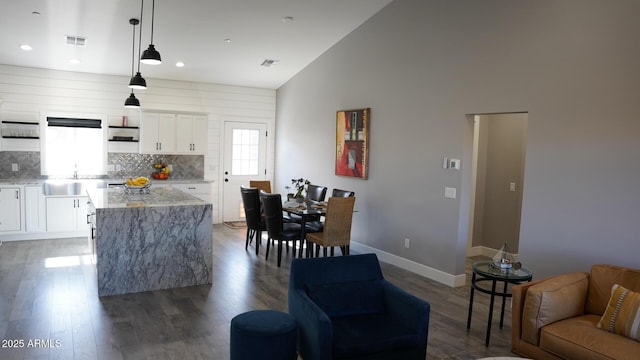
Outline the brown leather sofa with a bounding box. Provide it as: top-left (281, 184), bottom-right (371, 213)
top-left (511, 264), bottom-right (640, 360)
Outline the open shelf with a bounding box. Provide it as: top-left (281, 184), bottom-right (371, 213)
top-left (2, 121), bottom-right (39, 126)
top-left (108, 126), bottom-right (139, 129)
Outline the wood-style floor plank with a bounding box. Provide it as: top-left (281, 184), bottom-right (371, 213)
top-left (0, 225), bottom-right (518, 359)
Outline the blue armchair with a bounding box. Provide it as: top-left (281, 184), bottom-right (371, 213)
top-left (288, 254), bottom-right (430, 360)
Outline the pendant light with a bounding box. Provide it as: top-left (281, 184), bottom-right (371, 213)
top-left (141, 0), bottom-right (161, 65)
top-left (128, 1), bottom-right (147, 89)
top-left (124, 19), bottom-right (141, 108)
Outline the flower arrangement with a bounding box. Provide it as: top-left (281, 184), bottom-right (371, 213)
top-left (287, 178), bottom-right (310, 199)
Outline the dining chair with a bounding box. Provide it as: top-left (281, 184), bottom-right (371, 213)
top-left (306, 196), bottom-right (355, 257)
top-left (249, 180), bottom-right (271, 194)
top-left (260, 192), bottom-right (303, 267)
top-left (331, 188), bottom-right (355, 197)
top-left (306, 184), bottom-right (328, 201)
top-left (240, 186), bottom-right (266, 255)
top-left (289, 184), bottom-right (327, 224)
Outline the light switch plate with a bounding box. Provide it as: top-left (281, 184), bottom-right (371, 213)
top-left (449, 159), bottom-right (461, 170)
top-left (445, 186), bottom-right (457, 199)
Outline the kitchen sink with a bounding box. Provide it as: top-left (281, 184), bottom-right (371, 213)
top-left (43, 180), bottom-right (106, 196)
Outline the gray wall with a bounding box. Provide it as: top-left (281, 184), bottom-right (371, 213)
top-left (275, 0), bottom-right (640, 280)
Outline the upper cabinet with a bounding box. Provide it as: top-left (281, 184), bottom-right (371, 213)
top-left (176, 114), bottom-right (207, 155)
top-left (140, 113), bottom-right (177, 154)
top-left (140, 112), bottom-right (208, 155)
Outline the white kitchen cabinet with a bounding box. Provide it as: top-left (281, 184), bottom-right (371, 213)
top-left (176, 114), bottom-right (208, 154)
top-left (0, 187), bottom-right (22, 232)
top-left (140, 113), bottom-right (176, 154)
top-left (25, 185), bottom-right (46, 232)
top-left (46, 196), bottom-right (88, 232)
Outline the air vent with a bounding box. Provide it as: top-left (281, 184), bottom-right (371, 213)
top-left (65, 35), bottom-right (87, 47)
top-left (261, 59), bottom-right (279, 67)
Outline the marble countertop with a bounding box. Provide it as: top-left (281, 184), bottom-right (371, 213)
top-left (0, 178), bottom-right (212, 186)
top-left (87, 186), bottom-right (206, 209)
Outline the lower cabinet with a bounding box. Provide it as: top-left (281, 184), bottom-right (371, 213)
top-left (25, 185), bottom-right (46, 232)
top-left (172, 183), bottom-right (212, 203)
top-left (46, 196), bottom-right (88, 232)
top-left (0, 187), bottom-right (22, 232)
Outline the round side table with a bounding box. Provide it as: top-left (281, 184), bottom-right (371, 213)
top-left (466, 261), bottom-right (532, 346)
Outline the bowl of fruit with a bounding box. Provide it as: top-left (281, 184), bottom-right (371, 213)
top-left (124, 176), bottom-right (151, 193)
top-left (152, 162), bottom-right (170, 180)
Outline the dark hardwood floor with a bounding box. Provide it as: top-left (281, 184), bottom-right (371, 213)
top-left (0, 225), bottom-right (519, 359)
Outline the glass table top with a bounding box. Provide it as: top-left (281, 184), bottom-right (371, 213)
top-left (472, 261), bottom-right (532, 280)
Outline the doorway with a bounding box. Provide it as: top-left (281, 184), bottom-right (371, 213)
top-left (221, 121), bottom-right (267, 222)
top-left (466, 113), bottom-right (528, 258)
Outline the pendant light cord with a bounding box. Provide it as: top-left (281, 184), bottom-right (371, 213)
top-left (131, 21), bottom-right (136, 77)
top-left (150, 0), bottom-right (155, 45)
top-left (137, 0), bottom-right (144, 73)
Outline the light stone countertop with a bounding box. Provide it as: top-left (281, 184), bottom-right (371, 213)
top-left (87, 186), bottom-right (206, 209)
top-left (0, 178), bottom-right (212, 186)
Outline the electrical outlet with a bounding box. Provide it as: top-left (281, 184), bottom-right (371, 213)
top-left (404, 238), bottom-right (410, 248)
top-left (11, 163), bottom-right (19, 172)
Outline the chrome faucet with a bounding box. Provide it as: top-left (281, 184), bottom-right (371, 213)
top-left (73, 165), bottom-right (78, 180)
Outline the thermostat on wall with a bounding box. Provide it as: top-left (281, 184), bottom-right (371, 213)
top-left (449, 159), bottom-right (461, 170)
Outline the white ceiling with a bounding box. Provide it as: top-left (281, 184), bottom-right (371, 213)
top-left (0, 0), bottom-right (392, 89)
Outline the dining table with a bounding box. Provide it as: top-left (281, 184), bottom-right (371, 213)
top-left (282, 201), bottom-right (327, 257)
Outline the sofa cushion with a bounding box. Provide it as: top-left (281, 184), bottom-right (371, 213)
top-left (586, 264), bottom-right (640, 315)
top-left (540, 314), bottom-right (640, 360)
top-left (306, 279), bottom-right (384, 318)
top-left (522, 271), bottom-right (589, 345)
top-left (597, 284), bottom-right (640, 341)
top-left (331, 313), bottom-right (416, 358)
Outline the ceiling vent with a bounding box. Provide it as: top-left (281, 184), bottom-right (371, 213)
top-left (65, 35), bottom-right (87, 47)
top-left (261, 59), bottom-right (279, 67)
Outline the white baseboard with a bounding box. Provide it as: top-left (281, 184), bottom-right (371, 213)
top-left (350, 241), bottom-right (467, 287)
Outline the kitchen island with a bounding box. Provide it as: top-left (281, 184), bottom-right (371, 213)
top-left (87, 186), bottom-right (212, 297)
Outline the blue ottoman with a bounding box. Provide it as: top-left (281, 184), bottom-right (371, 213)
top-left (230, 310), bottom-right (297, 360)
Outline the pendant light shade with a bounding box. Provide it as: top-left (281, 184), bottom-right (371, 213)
top-left (129, 72), bottom-right (147, 89)
top-left (124, 92), bottom-right (140, 108)
top-left (141, 44), bottom-right (161, 65)
top-left (141, 0), bottom-right (161, 65)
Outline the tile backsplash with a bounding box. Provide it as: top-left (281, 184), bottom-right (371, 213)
top-left (0, 151), bottom-right (204, 180)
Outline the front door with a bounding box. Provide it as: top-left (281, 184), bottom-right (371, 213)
top-left (222, 121), bottom-right (267, 222)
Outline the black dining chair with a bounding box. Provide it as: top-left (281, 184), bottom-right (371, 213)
top-left (260, 192), bottom-right (303, 267)
top-left (306, 184), bottom-right (328, 202)
top-left (240, 186), bottom-right (266, 255)
top-left (332, 188), bottom-right (355, 197)
top-left (289, 184), bottom-right (328, 225)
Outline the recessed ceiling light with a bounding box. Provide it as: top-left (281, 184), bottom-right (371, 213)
top-left (175, 61), bottom-right (185, 68)
top-left (20, 44), bottom-right (32, 51)
top-left (70, 58), bottom-right (80, 64)
top-left (224, 38), bottom-right (232, 44)
top-left (282, 16), bottom-right (294, 22)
